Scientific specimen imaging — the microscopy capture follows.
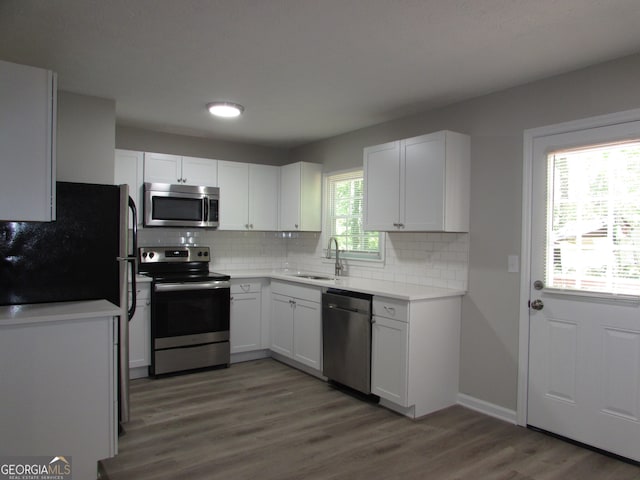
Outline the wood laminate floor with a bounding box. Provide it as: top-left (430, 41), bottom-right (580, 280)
top-left (100, 359), bottom-right (640, 480)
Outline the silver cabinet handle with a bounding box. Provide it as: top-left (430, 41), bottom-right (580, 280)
top-left (383, 305), bottom-right (396, 315)
top-left (155, 280), bottom-right (230, 292)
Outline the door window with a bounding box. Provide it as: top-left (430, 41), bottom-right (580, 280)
top-left (546, 141), bottom-right (640, 295)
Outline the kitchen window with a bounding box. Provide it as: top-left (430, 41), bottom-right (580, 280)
top-left (324, 169), bottom-right (383, 261)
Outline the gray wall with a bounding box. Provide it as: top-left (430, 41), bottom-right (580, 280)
top-left (290, 53), bottom-right (640, 411)
top-left (57, 91), bottom-right (116, 183)
top-left (116, 126), bottom-right (290, 166)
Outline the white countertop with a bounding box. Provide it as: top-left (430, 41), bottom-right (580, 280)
top-left (224, 270), bottom-right (465, 301)
top-left (0, 299), bottom-right (122, 327)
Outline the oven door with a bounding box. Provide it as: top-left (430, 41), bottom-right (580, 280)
top-left (152, 281), bottom-right (230, 349)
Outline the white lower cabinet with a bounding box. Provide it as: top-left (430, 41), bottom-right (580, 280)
top-left (128, 281), bottom-right (151, 378)
top-left (371, 295), bottom-right (461, 418)
top-left (270, 281), bottom-right (322, 371)
top-left (271, 293), bottom-right (294, 357)
top-left (230, 281), bottom-right (262, 353)
top-left (0, 302), bottom-right (119, 480)
top-left (292, 298), bottom-right (322, 369)
top-left (371, 315), bottom-right (408, 405)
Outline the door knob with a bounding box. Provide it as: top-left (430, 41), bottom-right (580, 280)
top-left (530, 299), bottom-right (544, 311)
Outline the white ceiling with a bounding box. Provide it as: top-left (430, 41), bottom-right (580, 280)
top-left (1, 0), bottom-right (639, 148)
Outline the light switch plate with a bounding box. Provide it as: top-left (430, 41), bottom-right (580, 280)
top-left (508, 255), bottom-right (519, 273)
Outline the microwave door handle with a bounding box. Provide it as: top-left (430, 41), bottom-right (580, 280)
top-left (203, 196), bottom-right (209, 222)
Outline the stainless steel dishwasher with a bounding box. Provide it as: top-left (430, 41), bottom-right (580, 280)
top-left (322, 288), bottom-right (374, 395)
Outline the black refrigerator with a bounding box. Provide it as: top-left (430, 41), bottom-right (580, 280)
top-left (0, 181), bottom-right (137, 425)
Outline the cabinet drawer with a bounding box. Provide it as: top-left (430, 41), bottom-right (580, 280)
top-left (271, 280), bottom-right (321, 303)
top-left (373, 297), bottom-right (408, 322)
top-left (231, 281), bottom-right (261, 294)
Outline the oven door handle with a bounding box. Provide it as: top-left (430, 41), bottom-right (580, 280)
top-left (154, 281), bottom-right (231, 292)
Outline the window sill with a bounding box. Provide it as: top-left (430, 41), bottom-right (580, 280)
top-left (321, 256), bottom-right (385, 269)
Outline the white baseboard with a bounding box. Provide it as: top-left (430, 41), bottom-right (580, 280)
top-left (230, 349), bottom-right (270, 364)
top-left (457, 393), bottom-right (517, 425)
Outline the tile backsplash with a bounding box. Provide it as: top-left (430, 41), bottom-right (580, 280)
top-left (137, 228), bottom-right (468, 290)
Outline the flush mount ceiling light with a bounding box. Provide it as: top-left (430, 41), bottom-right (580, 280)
top-left (207, 102), bottom-right (244, 118)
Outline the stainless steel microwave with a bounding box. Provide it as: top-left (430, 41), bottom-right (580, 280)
top-left (143, 182), bottom-right (219, 228)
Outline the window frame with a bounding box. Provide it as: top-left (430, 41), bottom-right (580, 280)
top-left (322, 168), bottom-right (385, 264)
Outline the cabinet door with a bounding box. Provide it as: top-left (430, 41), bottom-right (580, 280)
top-left (248, 164), bottom-right (279, 231)
top-left (270, 294), bottom-right (294, 357)
top-left (299, 162), bottom-right (322, 231)
top-left (401, 133), bottom-right (445, 230)
top-left (279, 162), bottom-right (301, 230)
top-left (230, 292), bottom-right (261, 353)
top-left (182, 156), bottom-right (218, 187)
top-left (128, 299), bottom-right (150, 369)
top-left (217, 161), bottom-right (249, 230)
top-left (144, 152), bottom-right (182, 184)
top-left (0, 60), bottom-right (56, 222)
top-left (371, 316), bottom-right (408, 405)
top-left (115, 149), bottom-right (144, 227)
top-left (363, 141), bottom-right (401, 231)
top-left (292, 299), bottom-right (321, 370)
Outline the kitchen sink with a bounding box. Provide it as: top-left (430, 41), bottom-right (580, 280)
top-left (294, 274), bottom-right (335, 281)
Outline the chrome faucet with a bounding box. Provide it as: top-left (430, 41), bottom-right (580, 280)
top-left (327, 236), bottom-right (343, 276)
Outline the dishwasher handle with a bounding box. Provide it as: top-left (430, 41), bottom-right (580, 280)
top-left (326, 302), bottom-right (359, 313)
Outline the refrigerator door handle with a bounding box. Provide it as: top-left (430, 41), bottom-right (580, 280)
top-left (128, 196), bottom-right (137, 321)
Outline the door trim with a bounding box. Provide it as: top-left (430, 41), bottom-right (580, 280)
top-left (517, 107), bottom-right (640, 426)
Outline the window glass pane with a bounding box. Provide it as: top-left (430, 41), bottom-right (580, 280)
top-left (546, 141), bottom-right (640, 295)
top-left (326, 170), bottom-right (381, 259)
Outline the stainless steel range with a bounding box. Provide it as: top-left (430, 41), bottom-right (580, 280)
top-left (138, 246), bottom-right (231, 376)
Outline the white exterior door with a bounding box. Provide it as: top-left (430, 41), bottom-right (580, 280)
top-left (525, 115), bottom-right (640, 462)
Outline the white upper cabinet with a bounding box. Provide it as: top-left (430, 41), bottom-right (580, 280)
top-left (0, 60), bottom-right (56, 222)
top-left (181, 156), bottom-right (218, 186)
top-left (249, 164), bottom-right (279, 231)
top-left (364, 130), bottom-right (470, 232)
top-left (279, 162), bottom-right (322, 231)
top-left (144, 152), bottom-right (217, 187)
top-left (218, 161), bottom-right (249, 230)
top-left (218, 161), bottom-right (279, 231)
top-left (114, 149), bottom-right (144, 226)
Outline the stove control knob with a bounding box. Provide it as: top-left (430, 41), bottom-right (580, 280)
top-left (141, 252), bottom-right (147, 259)
top-left (198, 251), bottom-right (203, 257)
top-left (204, 251), bottom-right (209, 257)
top-left (149, 252), bottom-right (155, 259)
